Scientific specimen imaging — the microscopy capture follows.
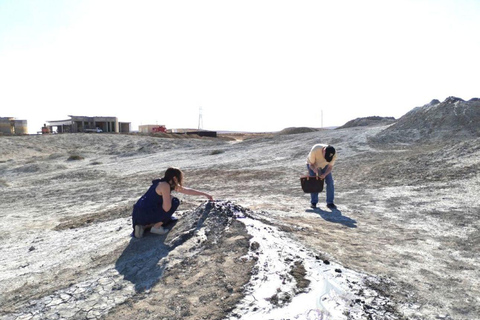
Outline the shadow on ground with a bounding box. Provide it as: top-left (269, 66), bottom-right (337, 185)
top-left (115, 219), bottom-right (179, 292)
top-left (115, 233), bottom-right (170, 292)
top-left (306, 208), bottom-right (357, 228)
top-left (115, 209), bottom-right (209, 293)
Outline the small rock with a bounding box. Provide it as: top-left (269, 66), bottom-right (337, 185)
top-left (250, 241), bottom-right (260, 251)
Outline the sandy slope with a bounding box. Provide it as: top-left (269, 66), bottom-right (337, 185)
top-left (0, 128), bottom-right (479, 320)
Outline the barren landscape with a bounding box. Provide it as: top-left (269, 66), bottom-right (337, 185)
top-left (1, 97), bottom-right (479, 320)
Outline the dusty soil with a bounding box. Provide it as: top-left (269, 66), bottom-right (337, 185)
top-left (0, 125), bottom-right (479, 319)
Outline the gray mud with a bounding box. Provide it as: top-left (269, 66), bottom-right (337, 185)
top-left (0, 128), bottom-right (479, 320)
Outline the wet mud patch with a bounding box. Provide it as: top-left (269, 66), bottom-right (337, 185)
top-left (228, 215), bottom-right (404, 320)
top-left (289, 260), bottom-right (311, 292)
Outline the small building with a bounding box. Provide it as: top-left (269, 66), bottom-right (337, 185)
top-left (139, 124), bottom-right (167, 133)
top-left (0, 117), bottom-right (28, 135)
top-left (119, 122), bottom-right (130, 133)
top-left (46, 115), bottom-right (130, 133)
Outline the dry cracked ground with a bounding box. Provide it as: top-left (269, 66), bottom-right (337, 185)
top-left (0, 126), bottom-right (479, 320)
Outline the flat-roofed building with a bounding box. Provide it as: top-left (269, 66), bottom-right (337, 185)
top-left (138, 124), bottom-right (167, 133)
top-left (0, 117), bottom-right (28, 135)
top-left (46, 115), bottom-right (130, 133)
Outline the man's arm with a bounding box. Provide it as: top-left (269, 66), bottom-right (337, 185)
top-left (319, 164), bottom-right (333, 179)
top-left (307, 147), bottom-right (319, 175)
top-left (307, 162), bottom-right (318, 175)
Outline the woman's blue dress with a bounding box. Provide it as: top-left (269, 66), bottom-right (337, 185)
top-left (131, 179), bottom-right (180, 229)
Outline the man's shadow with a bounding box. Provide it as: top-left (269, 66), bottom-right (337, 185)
top-left (306, 208), bottom-right (357, 228)
top-left (115, 220), bottom-right (178, 292)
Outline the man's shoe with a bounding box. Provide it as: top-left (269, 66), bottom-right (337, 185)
top-left (310, 203), bottom-right (317, 209)
top-left (327, 203), bottom-right (337, 210)
top-left (134, 225), bottom-right (145, 238)
top-left (150, 226), bottom-right (168, 235)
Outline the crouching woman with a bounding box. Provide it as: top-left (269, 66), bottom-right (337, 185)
top-left (132, 167), bottom-right (213, 238)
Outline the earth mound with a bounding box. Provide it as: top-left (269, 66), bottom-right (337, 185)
top-left (337, 116), bottom-right (396, 129)
top-left (276, 127), bottom-right (319, 135)
top-left (372, 96), bottom-right (480, 144)
top-left (106, 201), bottom-right (255, 320)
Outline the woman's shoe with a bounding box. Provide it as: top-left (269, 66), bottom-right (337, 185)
top-left (150, 226), bottom-right (168, 235)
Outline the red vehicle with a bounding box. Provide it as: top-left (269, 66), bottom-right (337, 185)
top-left (152, 125), bottom-right (167, 133)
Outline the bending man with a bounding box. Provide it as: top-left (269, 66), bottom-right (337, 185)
top-left (306, 144), bottom-right (337, 209)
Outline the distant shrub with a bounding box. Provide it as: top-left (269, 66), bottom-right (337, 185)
top-left (48, 153), bottom-right (64, 160)
top-left (210, 150), bottom-right (225, 155)
top-left (67, 155), bottom-right (84, 161)
top-left (90, 161), bottom-right (102, 165)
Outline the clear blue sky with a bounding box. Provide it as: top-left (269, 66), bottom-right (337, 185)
top-left (1, 0), bottom-right (479, 133)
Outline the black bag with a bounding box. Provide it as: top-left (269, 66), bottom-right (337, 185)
top-left (300, 176), bottom-right (324, 193)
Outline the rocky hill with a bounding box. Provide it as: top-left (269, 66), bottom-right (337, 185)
top-left (372, 96), bottom-right (480, 144)
top-left (337, 116), bottom-right (396, 129)
top-left (276, 127), bottom-right (319, 135)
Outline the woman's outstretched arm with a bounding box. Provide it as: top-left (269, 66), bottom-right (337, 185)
top-left (176, 186), bottom-right (213, 200)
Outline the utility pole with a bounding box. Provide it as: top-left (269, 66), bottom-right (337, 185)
top-left (198, 106), bottom-right (203, 130)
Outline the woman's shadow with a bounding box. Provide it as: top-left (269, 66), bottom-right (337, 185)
top-left (115, 221), bottom-right (178, 292)
top-left (115, 203), bottom-right (213, 293)
top-left (306, 207), bottom-right (357, 228)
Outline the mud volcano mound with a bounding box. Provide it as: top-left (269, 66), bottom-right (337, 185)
top-left (337, 116), bottom-right (396, 129)
top-left (108, 201), bottom-right (254, 320)
top-left (4, 201), bottom-right (255, 320)
top-left (372, 96), bottom-right (480, 144)
top-left (276, 127), bottom-right (319, 135)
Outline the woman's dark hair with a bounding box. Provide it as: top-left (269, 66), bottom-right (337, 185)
top-left (164, 167), bottom-right (184, 190)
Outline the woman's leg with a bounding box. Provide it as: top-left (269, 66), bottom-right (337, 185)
top-left (132, 206), bottom-right (141, 229)
top-left (132, 206), bottom-right (147, 238)
top-left (153, 197), bottom-right (180, 228)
